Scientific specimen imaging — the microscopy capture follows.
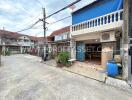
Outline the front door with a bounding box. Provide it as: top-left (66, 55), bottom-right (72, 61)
top-left (76, 42), bottom-right (85, 62)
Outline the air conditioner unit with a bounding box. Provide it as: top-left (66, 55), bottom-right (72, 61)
top-left (100, 32), bottom-right (116, 42)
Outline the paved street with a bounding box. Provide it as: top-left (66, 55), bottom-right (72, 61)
top-left (0, 54), bottom-right (132, 100)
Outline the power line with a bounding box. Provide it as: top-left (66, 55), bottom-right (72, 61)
top-left (32, 15), bottom-right (71, 29)
top-left (49, 15), bottom-right (71, 26)
top-left (17, 19), bottom-right (41, 32)
top-left (12, 2), bottom-right (42, 30)
top-left (35, 0), bottom-right (44, 7)
top-left (17, 19), bottom-right (38, 28)
top-left (13, 0), bottom-right (43, 32)
top-left (14, 3), bottom-right (37, 18)
top-left (15, 0), bottom-right (44, 18)
top-left (46, 0), bottom-right (81, 18)
top-left (16, 0), bottom-right (81, 33)
top-left (18, 6), bottom-right (35, 18)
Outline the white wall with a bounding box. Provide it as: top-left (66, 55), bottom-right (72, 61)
top-left (18, 36), bottom-right (32, 47)
top-left (55, 32), bottom-right (69, 41)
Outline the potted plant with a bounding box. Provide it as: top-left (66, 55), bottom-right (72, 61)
top-left (55, 51), bottom-right (70, 67)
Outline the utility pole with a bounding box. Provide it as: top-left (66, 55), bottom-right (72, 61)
top-left (42, 7), bottom-right (47, 60)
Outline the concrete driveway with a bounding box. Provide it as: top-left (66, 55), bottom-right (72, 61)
top-left (0, 54), bottom-right (132, 100)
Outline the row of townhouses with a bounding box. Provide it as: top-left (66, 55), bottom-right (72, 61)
top-left (0, 0), bottom-right (131, 85)
top-left (0, 29), bottom-right (52, 56)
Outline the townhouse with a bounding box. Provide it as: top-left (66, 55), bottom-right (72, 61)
top-left (18, 35), bottom-right (38, 54)
top-left (0, 30), bottom-right (38, 55)
top-left (0, 30), bottom-right (21, 55)
top-left (50, 26), bottom-right (70, 57)
top-left (70, 0), bottom-right (125, 78)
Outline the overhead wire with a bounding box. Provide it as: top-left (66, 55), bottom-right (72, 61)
top-left (14, 0), bottom-right (44, 32)
top-left (48, 15), bottom-right (71, 26)
top-left (16, 0), bottom-right (81, 32)
top-left (31, 15), bottom-right (71, 29)
top-left (10, 0), bottom-right (42, 29)
top-left (46, 0), bottom-right (81, 18)
top-left (17, 19), bottom-right (41, 32)
top-left (35, 0), bottom-right (44, 7)
top-left (14, 1), bottom-right (38, 18)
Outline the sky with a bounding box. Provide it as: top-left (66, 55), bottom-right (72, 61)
top-left (0, 0), bottom-right (95, 37)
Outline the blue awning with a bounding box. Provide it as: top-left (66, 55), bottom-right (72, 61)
top-left (72, 0), bottom-right (124, 24)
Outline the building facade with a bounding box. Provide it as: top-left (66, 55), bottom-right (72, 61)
top-left (50, 26), bottom-right (70, 57)
top-left (0, 30), bottom-right (38, 55)
top-left (71, 0), bottom-right (125, 78)
top-left (18, 35), bottom-right (38, 54)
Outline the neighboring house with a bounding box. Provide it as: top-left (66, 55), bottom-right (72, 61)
top-left (18, 35), bottom-right (32, 53)
top-left (18, 35), bottom-right (37, 53)
top-left (0, 30), bottom-right (21, 54)
top-left (50, 26), bottom-right (70, 56)
top-left (0, 30), bottom-right (38, 55)
top-left (70, 0), bottom-right (124, 75)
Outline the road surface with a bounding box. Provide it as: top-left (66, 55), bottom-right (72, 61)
top-left (0, 54), bottom-right (132, 100)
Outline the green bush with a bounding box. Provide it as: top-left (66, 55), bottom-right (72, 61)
top-left (56, 52), bottom-right (69, 66)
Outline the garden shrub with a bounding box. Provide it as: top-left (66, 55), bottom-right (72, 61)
top-left (56, 51), bottom-right (69, 66)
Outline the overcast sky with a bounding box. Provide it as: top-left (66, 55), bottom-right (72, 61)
top-left (0, 0), bottom-right (95, 37)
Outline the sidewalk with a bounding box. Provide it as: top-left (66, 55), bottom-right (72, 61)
top-left (43, 59), bottom-right (106, 82)
top-left (63, 62), bottom-right (106, 82)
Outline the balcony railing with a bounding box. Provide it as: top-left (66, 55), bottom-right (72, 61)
top-left (71, 9), bottom-right (123, 32)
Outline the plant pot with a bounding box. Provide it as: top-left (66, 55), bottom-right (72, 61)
top-left (56, 62), bottom-right (63, 68)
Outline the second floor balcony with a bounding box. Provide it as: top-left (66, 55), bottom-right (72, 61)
top-left (71, 9), bottom-right (123, 36)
